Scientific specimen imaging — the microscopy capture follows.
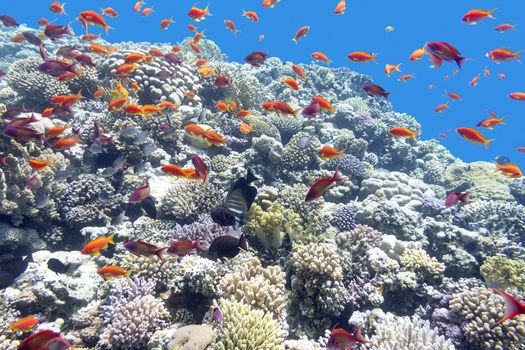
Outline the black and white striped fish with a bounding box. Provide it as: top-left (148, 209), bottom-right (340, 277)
top-left (211, 169), bottom-right (257, 229)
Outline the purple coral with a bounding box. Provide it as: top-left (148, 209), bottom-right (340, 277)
top-left (171, 214), bottom-right (230, 248)
top-left (324, 154), bottom-right (365, 178)
top-left (421, 197), bottom-right (446, 217)
top-left (333, 203), bottom-right (358, 231)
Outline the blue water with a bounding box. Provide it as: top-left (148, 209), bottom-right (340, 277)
top-left (3, 0), bottom-right (525, 165)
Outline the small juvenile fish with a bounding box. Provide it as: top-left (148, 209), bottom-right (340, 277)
top-left (292, 26), bottom-right (309, 43)
top-left (224, 20), bottom-right (239, 34)
top-left (494, 23), bottom-right (517, 32)
top-left (326, 324), bottom-right (369, 349)
top-left (124, 240), bottom-right (166, 260)
top-left (167, 240), bottom-right (205, 256)
top-left (462, 8), bottom-right (496, 25)
top-left (311, 51), bottom-right (331, 64)
top-left (334, 0), bottom-right (346, 15)
top-left (434, 103), bottom-right (449, 113)
top-left (9, 316), bottom-right (42, 332)
top-left (385, 63), bottom-right (401, 76)
top-left (242, 10), bottom-right (259, 23)
top-left (348, 51), bottom-right (378, 63)
top-left (318, 146), bottom-right (345, 160)
top-left (409, 48), bottom-right (426, 61)
top-left (508, 92), bottom-right (525, 101)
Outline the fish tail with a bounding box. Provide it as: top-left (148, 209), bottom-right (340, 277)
top-left (204, 4), bottom-right (213, 16)
top-left (489, 288), bottom-right (524, 328)
top-left (353, 323), bottom-right (370, 344)
top-left (487, 8), bottom-right (497, 19)
top-left (194, 239), bottom-right (207, 252)
top-left (412, 130), bottom-right (419, 141)
top-left (331, 165), bottom-right (348, 182)
top-left (396, 63), bottom-right (402, 71)
top-left (104, 24), bottom-right (113, 35)
top-left (383, 92), bottom-right (391, 100)
top-left (125, 269), bottom-right (133, 278)
top-left (456, 56), bottom-right (470, 69)
top-left (494, 161), bottom-right (501, 172)
top-left (92, 250), bottom-right (101, 257)
top-left (372, 53), bottom-right (379, 63)
top-left (484, 138), bottom-right (495, 149)
top-left (239, 234), bottom-right (248, 251)
top-left (155, 247), bottom-right (168, 261)
top-left (513, 50), bottom-right (523, 62)
top-left (107, 233), bottom-right (115, 244)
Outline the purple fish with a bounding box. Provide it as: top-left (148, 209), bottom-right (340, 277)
top-left (155, 70), bottom-right (173, 80)
top-left (74, 54), bottom-right (96, 67)
top-left (0, 69), bottom-right (6, 78)
top-left (21, 32), bottom-right (42, 46)
top-left (39, 60), bottom-right (77, 77)
top-left (1, 106), bottom-right (26, 119)
top-left (129, 179), bottom-right (150, 203)
top-left (301, 100), bottom-right (321, 121)
top-left (244, 51), bottom-right (268, 67)
top-left (445, 191), bottom-right (469, 208)
top-left (0, 15), bottom-right (18, 27)
top-left (124, 240), bottom-right (166, 260)
top-left (191, 155), bottom-right (208, 182)
top-left (363, 83), bottom-right (390, 100)
top-left (39, 44), bottom-right (47, 60)
top-left (424, 41), bottom-right (469, 69)
top-left (56, 45), bottom-right (80, 58)
top-left (44, 23), bottom-right (73, 41)
top-left (215, 76), bottom-right (230, 88)
top-left (164, 53), bottom-right (183, 65)
top-left (212, 307), bottom-right (223, 324)
top-left (3, 125), bottom-right (43, 142)
top-left (8, 113), bottom-right (40, 127)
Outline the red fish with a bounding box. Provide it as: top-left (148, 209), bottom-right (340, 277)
top-left (462, 8), bottom-right (496, 25)
top-left (160, 18), bottom-right (174, 30)
top-left (283, 77), bottom-right (300, 90)
top-left (508, 92), bottom-right (525, 101)
top-left (305, 166), bottom-right (347, 202)
top-left (445, 92), bottom-right (461, 101)
top-left (434, 103), bottom-right (449, 113)
top-left (133, 1), bottom-right (146, 13)
top-left (9, 316), bottom-right (42, 332)
top-left (486, 48), bottom-right (522, 63)
top-left (292, 64), bottom-right (307, 80)
top-left (445, 191), bottom-right (469, 207)
top-left (191, 155), bottom-right (208, 182)
top-left (262, 101), bottom-right (299, 116)
top-left (319, 146), bottom-right (345, 160)
top-left (469, 74), bottom-right (480, 86)
top-left (52, 134), bottom-right (81, 150)
top-left (456, 127), bottom-right (494, 148)
top-left (244, 51), bottom-right (268, 67)
top-left (242, 10), bottom-right (259, 23)
top-left (141, 8), bottom-right (154, 16)
top-left (101, 8), bottom-right (119, 17)
top-left (49, 1), bottom-right (66, 14)
top-left (363, 83), bottom-right (390, 99)
top-left (334, 0), bottom-right (347, 15)
top-left (124, 240), bottom-right (166, 260)
top-left (495, 162), bottom-right (522, 178)
top-left (517, 147), bottom-right (525, 153)
top-left (424, 41), bottom-right (469, 69)
top-left (78, 10), bottom-right (113, 33)
top-left (348, 51), bottom-right (378, 63)
top-left (18, 330), bottom-right (71, 350)
top-left (224, 20), bottom-right (239, 34)
top-left (311, 51), bottom-right (331, 64)
top-left (29, 158), bottom-right (53, 171)
top-left (292, 26), bottom-right (310, 43)
top-left (129, 179), bottom-right (150, 203)
top-left (477, 111), bottom-right (505, 130)
top-left (326, 324), bottom-right (369, 349)
top-left (490, 288), bottom-right (525, 328)
top-left (389, 127), bottom-right (418, 140)
top-left (301, 100), bottom-right (321, 121)
top-left (167, 240), bottom-right (205, 256)
top-left (262, 0), bottom-right (280, 8)
top-left (312, 96), bottom-right (335, 113)
top-left (188, 4), bottom-right (212, 22)
top-left (494, 23), bottom-right (517, 32)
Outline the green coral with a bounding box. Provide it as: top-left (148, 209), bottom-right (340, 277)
top-left (480, 256), bottom-right (525, 291)
top-left (211, 298), bottom-right (285, 350)
top-left (244, 202), bottom-right (303, 248)
top-left (399, 248), bottom-right (445, 284)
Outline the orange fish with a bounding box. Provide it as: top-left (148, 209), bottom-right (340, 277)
top-left (189, 41), bottom-right (201, 54)
top-left (187, 24), bottom-right (197, 32)
top-left (198, 66), bottom-right (216, 77)
top-left (477, 116), bottom-right (505, 130)
top-left (438, 133), bottom-right (447, 139)
top-left (108, 97), bottom-right (129, 111)
top-left (509, 92), bottom-right (525, 101)
top-left (486, 48), bottom-right (523, 63)
top-left (456, 127), bottom-right (494, 148)
top-left (216, 101), bottom-right (229, 112)
top-left (445, 92), bottom-right (461, 101)
top-left (242, 10), bottom-right (259, 22)
top-left (52, 134), bottom-right (81, 150)
top-left (435, 103), bottom-right (449, 112)
top-left (133, 1), bottom-right (146, 13)
top-left (494, 23), bottom-right (517, 32)
top-left (334, 0), bottom-right (346, 15)
top-left (149, 48), bottom-right (164, 57)
top-left (115, 64), bottom-right (138, 77)
top-left (312, 96), bottom-right (335, 113)
top-left (49, 1), bottom-right (66, 14)
top-left (292, 26), bottom-right (310, 43)
top-left (224, 20), bottom-right (239, 34)
top-left (228, 100), bottom-right (238, 111)
top-left (462, 8), bottom-right (496, 25)
top-left (196, 58), bottom-right (208, 67)
top-left (237, 110), bottom-right (251, 118)
top-left (130, 82), bottom-right (141, 91)
top-left (92, 89), bottom-right (104, 99)
top-left (101, 7), bottom-right (118, 17)
top-left (160, 18), bottom-right (174, 30)
top-left (262, 101), bottom-right (299, 116)
top-left (319, 146), bottom-right (345, 160)
top-left (202, 130), bottom-right (227, 146)
top-left (292, 64), bottom-right (307, 80)
top-left (81, 33), bottom-right (100, 41)
top-left (161, 164), bottom-right (196, 178)
top-left (389, 127), bottom-right (418, 140)
top-left (115, 80), bottom-right (129, 98)
top-left (38, 18), bottom-right (49, 26)
top-left (239, 123), bottom-right (253, 134)
top-left (262, 0), bottom-right (280, 8)
top-left (28, 158), bottom-right (53, 171)
top-left (311, 52), bottom-right (331, 64)
top-left (469, 74), bottom-right (480, 86)
top-left (193, 30), bottom-right (206, 43)
top-left (57, 72), bottom-right (78, 83)
top-left (141, 7), bottom-right (154, 16)
top-left (283, 77), bottom-right (300, 90)
top-left (385, 63), bottom-right (401, 76)
top-left (97, 265), bottom-right (132, 280)
top-left (41, 107), bottom-right (55, 118)
top-left (484, 67), bottom-right (491, 77)
top-left (398, 74), bottom-right (415, 82)
top-left (185, 124), bottom-right (208, 137)
top-left (188, 4), bottom-right (212, 22)
top-left (348, 51), bottom-right (378, 63)
top-left (46, 124), bottom-right (69, 138)
top-left (89, 44), bottom-right (108, 56)
top-left (259, 34), bottom-right (265, 41)
top-left (124, 53), bottom-right (150, 64)
top-left (495, 162), bottom-right (522, 178)
top-left (51, 92), bottom-right (83, 107)
top-left (9, 316), bottom-right (41, 332)
top-left (81, 233), bottom-right (115, 256)
top-left (125, 104), bottom-right (144, 115)
top-left (79, 10), bottom-right (113, 33)
top-left (158, 101), bottom-right (178, 110)
top-left (409, 48), bottom-right (427, 61)
top-left (305, 166), bottom-right (347, 202)
top-left (142, 104), bottom-right (162, 116)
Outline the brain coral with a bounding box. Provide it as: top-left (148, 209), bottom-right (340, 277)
top-left (449, 287), bottom-right (525, 350)
top-left (211, 298), bottom-right (285, 350)
top-left (367, 313), bottom-right (456, 350)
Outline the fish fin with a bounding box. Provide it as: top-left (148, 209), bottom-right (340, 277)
top-left (458, 192), bottom-right (470, 204)
top-left (513, 50), bottom-right (523, 62)
top-left (490, 288), bottom-right (525, 328)
top-left (92, 250), bottom-right (101, 257)
top-left (155, 247), bottom-right (168, 261)
top-left (125, 270), bottom-right (133, 278)
top-left (487, 8), bottom-right (497, 19)
top-left (484, 138), bottom-right (495, 149)
top-left (239, 234), bottom-right (248, 251)
top-left (331, 165), bottom-right (348, 182)
top-left (107, 233), bottom-right (115, 244)
top-left (104, 24), bottom-right (113, 35)
top-left (456, 56), bottom-right (470, 69)
top-left (396, 63), bottom-right (402, 71)
top-left (245, 168), bottom-right (257, 184)
top-left (412, 130), bottom-right (419, 141)
top-left (338, 149), bottom-right (347, 158)
top-left (204, 4), bottom-right (213, 16)
top-left (194, 239), bottom-right (207, 252)
top-left (353, 323), bottom-right (370, 344)
top-left (383, 92), bottom-right (391, 100)
top-left (372, 53), bottom-right (379, 63)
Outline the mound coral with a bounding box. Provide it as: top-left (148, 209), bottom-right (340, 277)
top-left (480, 256), bottom-right (525, 291)
top-left (399, 248), bottom-right (445, 284)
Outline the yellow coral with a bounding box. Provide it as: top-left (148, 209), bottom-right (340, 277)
top-left (480, 256), bottom-right (525, 291)
top-left (399, 248), bottom-right (444, 283)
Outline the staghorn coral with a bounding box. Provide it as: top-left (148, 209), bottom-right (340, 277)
top-left (449, 287), bottom-right (525, 350)
top-left (219, 255), bottom-right (287, 320)
top-left (211, 298), bottom-right (285, 350)
top-left (366, 313), bottom-right (456, 350)
top-left (480, 255), bottom-right (525, 291)
top-left (160, 178), bottom-right (223, 222)
top-left (6, 57), bottom-right (70, 105)
top-left (399, 248), bottom-right (445, 284)
top-left (98, 278), bottom-right (169, 349)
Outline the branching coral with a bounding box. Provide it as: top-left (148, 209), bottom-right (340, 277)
top-left (367, 313), bottom-right (456, 350)
top-left (219, 255), bottom-right (287, 320)
top-left (211, 298), bottom-right (285, 350)
top-left (450, 287), bottom-right (525, 350)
